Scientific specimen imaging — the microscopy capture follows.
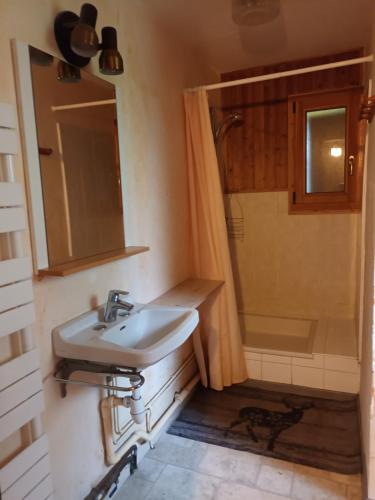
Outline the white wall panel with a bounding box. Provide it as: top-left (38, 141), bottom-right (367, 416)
top-left (2, 455), bottom-right (50, 500)
top-left (0, 279), bottom-right (33, 313)
top-left (0, 435), bottom-right (48, 491)
top-left (0, 182), bottom-right (23, 207)
top-left (0, 302), bottom-right (35, 338)
top-left (0, 101), bottom-right (52, 497)
top-left (0, 370), bottom-right (42, 417)
top-left (0, 207), bottom-right (26, 233)
top-left (0, 392), bottom-right (44, 442)
top-left (0, 103), bottom-right (17, 129)
top-left (0, 128), bottom-right (17, 155)
top-left (0, 349), bottom-right (40, 391)
top-left (24, 475), bottom-right (53, 500)
top-left (0, 257), bottom-right (32, 287)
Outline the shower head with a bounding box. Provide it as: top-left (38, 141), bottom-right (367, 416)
top-left (214, 112), bottom-right (244, 143)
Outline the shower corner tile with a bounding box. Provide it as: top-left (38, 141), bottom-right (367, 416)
top-left (262, 362), bottom-right (291, 384)
top-left (324, 370), bottom-right (360, 394)
top-left (292, 354), bottom-right (324, 368)
top-left (312, 318), bottom-right (328, 354)
top-left (262, 354), bottom-right (292, 365)
top-left (291, 365), bottom-right (324, 389)
top-left (244, 350), bottom-right (262, 361)
top-left (246, 359), bottom-right (262, 380)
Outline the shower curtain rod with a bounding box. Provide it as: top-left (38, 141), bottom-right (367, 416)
top-left (186, 55), bottom-right (374, 92)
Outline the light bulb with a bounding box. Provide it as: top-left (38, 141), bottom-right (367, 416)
top-left (330, 147), bottom-right (343, 158)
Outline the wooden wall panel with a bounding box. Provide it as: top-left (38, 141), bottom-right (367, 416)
top-left (220, 49), bottom-right (363, 193)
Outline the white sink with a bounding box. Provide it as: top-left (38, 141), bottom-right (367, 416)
top-left (52, 303), bottom-right (199, 369)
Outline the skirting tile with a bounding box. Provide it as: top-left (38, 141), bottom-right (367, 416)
top-left (262, 362), bottom-right (291, 384)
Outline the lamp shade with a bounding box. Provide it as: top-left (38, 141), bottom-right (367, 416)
top-left (99, 27), bottom-right (124, 75)
top-left (70, 3), bottom-right (99, 57)
top-left (57, 61), bottom-right (81, 82)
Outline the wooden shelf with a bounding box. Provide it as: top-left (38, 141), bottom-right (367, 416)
top-left (151, 278), bottom-right (224, 309)
top-left (38, 246), bottom-right (149, 277)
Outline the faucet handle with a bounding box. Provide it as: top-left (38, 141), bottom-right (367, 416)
top-left (108, 289), bottom-right (129, 301)
top-left (112, 289), bottom-right (129, 296)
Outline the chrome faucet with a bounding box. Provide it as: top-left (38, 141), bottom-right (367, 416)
top-left (104, 290), bottom-right (134, 322)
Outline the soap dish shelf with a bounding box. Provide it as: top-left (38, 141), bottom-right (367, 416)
top-left (54, 358), bottom-right (145, 398)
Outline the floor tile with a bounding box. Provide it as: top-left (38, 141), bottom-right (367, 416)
top-left (293, 463), bottom-right (361, 487)
top-left (291, 474), bottom-right (347, 500)
top-left (196, 442), bottom-right (261, 486)
top-left (162, 432), bottom-right (195, 448)
top-left (346, 484), bottom-right (362, 500)
top-left (262, 456), bottom-right (295, 472)
top-left (132, 457), bottom-right (165, 482)
top-left (145, 464), bottom-right (221, 500)
top-left (256, 462), bottom-right (294, 496)
top-left (216, 480), bottom-right (291, 500)
top-left (146, 433), bottom-right (205, 469)
top-left (116, 475), bottom-right (153, 500)
top-left (118, 434), bottom-right (363, 500)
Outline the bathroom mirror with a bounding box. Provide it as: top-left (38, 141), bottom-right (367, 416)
top-left (12, 41), bottom-right (144, 276)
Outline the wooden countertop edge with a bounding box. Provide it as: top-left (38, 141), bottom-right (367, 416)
top-left (151, 278), bottom-right (224, 309)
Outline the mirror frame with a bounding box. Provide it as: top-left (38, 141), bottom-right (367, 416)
top-left (11, 39), bottom-right (130, 273)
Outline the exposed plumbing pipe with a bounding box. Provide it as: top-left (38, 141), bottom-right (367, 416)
top-left (112, 353), bottom-right (196, 439)
top-left (101, 373), bottom-right (200, 465)
top-left (122, 377), bottom-right (146, 425)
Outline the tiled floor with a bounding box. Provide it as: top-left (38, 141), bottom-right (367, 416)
top-left (116, 433), bottom-right (362, 500)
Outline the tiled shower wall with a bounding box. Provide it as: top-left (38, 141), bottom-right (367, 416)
top-left (226, 191), bottom-right (359, 320)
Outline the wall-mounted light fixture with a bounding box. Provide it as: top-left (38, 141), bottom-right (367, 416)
top-left (54, 3), bottom-right (124, 75)
top-left (232, 0), bottom-right (280, 26)
top-left (57, 61), bottom-right (81, 83)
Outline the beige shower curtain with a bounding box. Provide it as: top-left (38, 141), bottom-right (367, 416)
top-left (184, 88), bottom-right (247, 391)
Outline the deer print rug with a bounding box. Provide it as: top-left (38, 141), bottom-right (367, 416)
top-left (167, 382), bottom-right (361, 474)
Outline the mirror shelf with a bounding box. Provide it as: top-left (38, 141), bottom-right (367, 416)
top-left (37, 246), bottom-right (149, 278)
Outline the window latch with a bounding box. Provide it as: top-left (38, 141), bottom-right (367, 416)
top-left (348, 155), bottom-right (355, 176)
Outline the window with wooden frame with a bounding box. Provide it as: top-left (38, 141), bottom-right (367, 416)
top-left (288, 87), bottom-right (364, 213)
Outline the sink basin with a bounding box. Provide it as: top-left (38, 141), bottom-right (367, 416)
top-left (52, 303), bottom-right (199, 369)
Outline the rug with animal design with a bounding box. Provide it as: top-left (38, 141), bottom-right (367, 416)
top-left (167, 382), bottom-right (361, 474)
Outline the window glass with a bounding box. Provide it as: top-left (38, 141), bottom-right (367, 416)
top-left (305, 107), bottom-right (346, 194)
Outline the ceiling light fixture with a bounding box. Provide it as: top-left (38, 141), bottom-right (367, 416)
top-left (54, 3), bottom-right (124, 75)
top-left (232, 0), bottom-right (280, 26)
top-left (330, 147), bottom-right (343, 158)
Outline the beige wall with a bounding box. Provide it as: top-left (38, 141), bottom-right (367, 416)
top-left (360, 7), bottom-right (375, 498)
top-left (227, 192), bottom-right (359, 320)
top-left (0, 1), bottom-right (215, 498)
